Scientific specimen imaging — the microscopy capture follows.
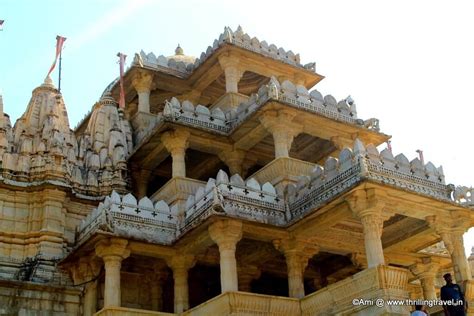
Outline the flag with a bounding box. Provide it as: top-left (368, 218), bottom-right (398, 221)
top-left (0, 20), bottom-right (4, 31)
top-left (47, 35), bottom-right (66, 77)
top-left (416, 149), bottom-right (424, 165)
top-left (386, 140), bottom-right (392, 153)
top-left (117, 53), bottom-right (127, 109)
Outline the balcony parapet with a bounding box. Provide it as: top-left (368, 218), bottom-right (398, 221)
top-left (160, 77), bottom-right (380, 142)
top-left (183, 171), bottom-right (285, 233)
top-left (288, 139), bottom-right (453, 221)
top-left (183, 291), bottom-right (301, 316)
top-left (77, 191), bottom-right (177, 246)
top-left (300, 265), bottom-right (410, 315)
top-left (132, 26), bottom-right (311, 76)
top-left (78, 138), bottom-right (467, 247)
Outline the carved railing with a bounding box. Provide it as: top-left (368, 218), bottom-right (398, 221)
top-left (77, 138), bottom-right (464, 247)
top-left (300, 265), bottom-right (410, 315)
top-left (160, 77), bottom-right (378, 143)
top-left (182, 170), bottom-right (286, 233)
top-left (287, 139), bottom-right (454, 221)
top-left (77, 191), bottom-right (177, 246)
top-left (132, 26), bottom-right (312, 76)
top-left (183, 291), bottom-right (300, 316)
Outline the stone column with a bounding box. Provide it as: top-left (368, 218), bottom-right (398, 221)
top-left (259, 110), bottom-right (302, 158)
top-left (410, 261), bottom-right (439, 300)
top-left (427, 215), bottom-right (472, 284)
top-left (132, 71), bottom-right (154, 113)
top-left (209, 219), bottom-right (243, 292)
top-left (95, 238), bottom-right (130, 308)
top-left (218, 149), bottom-right (246, 175)
top-left (146, 262), bottom-right (168, 311)
top-left (273, 238), bottom-right (319, 298)
top-left (218, 55), bottom-right (243, 93)
top-left (83, 280), bottom-right (98, 316)
top-left (135, 169), bottom-right (152, 198)
top-left (237, 265), bottom-right (260, 292)
top-left (359, 212), bottom-right (385, 268)
top-left (161, 129), bottom-right (190, 178)
top-left (347, 191), bottom-right (386, 268)
top-left (167, 255), bottom-right (195, 313)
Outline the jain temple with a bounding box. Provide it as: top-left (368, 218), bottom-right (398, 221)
top-left (0, 26), bottom-right (473, 315)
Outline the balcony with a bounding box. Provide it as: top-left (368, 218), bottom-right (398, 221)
top-left (92, 266), bottom-right (410, 316)
top-left (300, 265), bottom-right (410, 315)
top-left (183, 291), bottom-right (300, 316)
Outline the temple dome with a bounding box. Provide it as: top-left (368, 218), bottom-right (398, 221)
top-left (167, 45), bottom-right (196, 64)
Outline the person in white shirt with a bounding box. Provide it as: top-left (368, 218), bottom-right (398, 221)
top-left (411, 304), bottom-right (429, 316)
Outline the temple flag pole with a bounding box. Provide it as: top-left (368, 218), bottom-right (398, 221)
top-left (386, 140), bottom-right (392, 153)
top-left (58, 46), bottom-right (63, 93)
top-left (117, 52), bottom-right (127, 109)
top-left (416, 149), bottom-right (424, 165)
top-left (47, 35), bottom-right (66, 90)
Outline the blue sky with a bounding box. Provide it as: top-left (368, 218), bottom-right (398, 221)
top-left (1, 0), bottom-right (474, 251)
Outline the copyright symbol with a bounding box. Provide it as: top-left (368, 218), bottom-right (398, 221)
top-left (375, 299), bottom-right (384, 307)
top-left (352, 299), bottom-right (359, 306)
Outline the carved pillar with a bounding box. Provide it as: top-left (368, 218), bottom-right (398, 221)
top-left (259, 110), bottom-right (302, 158)
top-left (273, 238), bottom-right (319, 298)
top-left (209, 219), bottom-right (243, 292)
top-left (132, 71), bottom-right (154, 113)
top-left (237, 265), bottom-right (260, 292)
top-left (167, 255), bottom-right (195, 313)
top-left (68, 256), bottom-right (101, 315)
top-left (218, 55), bottom-right (243, 93)
top-left (161, 129), bottom-right (190, 178)
top-left (427, 215), bottom-right (472, 284)
top-left (83, 281), bottom-right (98, 316)
top-left (95, 238), bottom-right (130, 308)
top-left (410, 261), bottom-right (439, 300)
top-left (218, 149), bottom-right (246, 175)
top-left (135, 169), bottom-right (152, 198)
top-left (347, 190), bottom-right (387, 268)
top-left (147, 262), bottom-right (168, 311)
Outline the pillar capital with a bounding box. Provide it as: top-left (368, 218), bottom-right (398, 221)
top-left (273, 237), bottom-right (319, 271)
top-left (426, 214), bottom-right (472, 284)
top-left (161, 129), bottom-right (190, 178)
top-left (166, 254), bottom-right (196, 272)
top-left (346, 190), bottom-right (389, 268)
top-left (208, 219), bottom-right (243, 250)
top-left (218, 149), bottom-right (246, 176)
top-left (218, 53), bottom-right (242, 70)
top-left (218, 54), bottom-right (244, 94)
top-left (161, 129), bottom-right (190, 155)
top-left (410, 261), bottom-right (439, 279)
top-left (410, 260), bottom-right (439, 300)
top-left (259, 110), bottom-right (302, 158)
top-left (132, 70), bottom-right (154, 113)
top-left (68, 255), bottom-right (101, 285)
top-left (132, 71), bottom-right (154, 93)
top-left (273, 237), bottom-right (319, 298)
top-left (95, 238), bottom-right (130, 261)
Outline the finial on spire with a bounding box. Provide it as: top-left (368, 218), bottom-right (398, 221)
top-left (42, 76), bottom-right (55, 88)
top-left (0, 93), bottom-right (3, 117)
top-left (175, 44), bottom-right (184, 55)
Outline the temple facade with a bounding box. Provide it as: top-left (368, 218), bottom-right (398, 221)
top-left (0, 26), bottom-right (473, 316)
